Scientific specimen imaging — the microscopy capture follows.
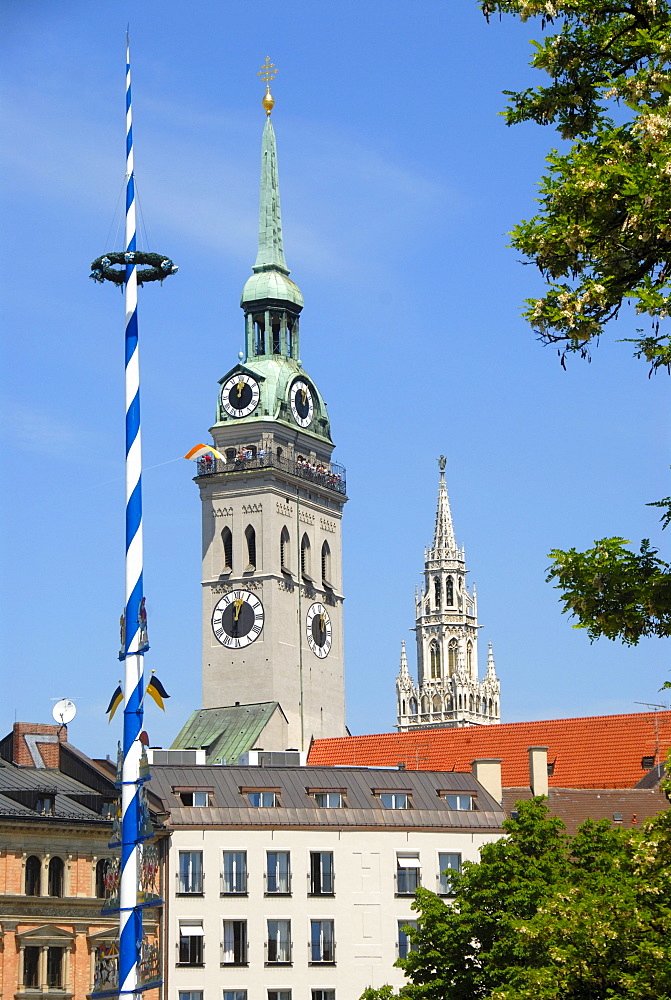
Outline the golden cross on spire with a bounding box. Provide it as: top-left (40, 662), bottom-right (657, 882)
top-left (258, 57), bottom-right (278, 115)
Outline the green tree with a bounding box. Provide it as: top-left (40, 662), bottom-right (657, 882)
top-left (361, 799), bottom-right (671, 1000)
top-left (480, 2), bottom-right (671, 642)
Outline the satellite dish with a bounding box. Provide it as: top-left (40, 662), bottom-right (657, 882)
top-left (52, 699), bottom-right (77, 725)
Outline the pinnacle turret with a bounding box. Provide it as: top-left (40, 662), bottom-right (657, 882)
top-left (398, 639), bottom-right (410, 679)
top-left (430, 457), bottom-right (457, 558)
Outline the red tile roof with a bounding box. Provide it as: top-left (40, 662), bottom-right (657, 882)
top-left (308, 712), bottom-right (671, 789)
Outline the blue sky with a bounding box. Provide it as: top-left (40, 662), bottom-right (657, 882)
top-left (1, 0), bottom-right (668, 759)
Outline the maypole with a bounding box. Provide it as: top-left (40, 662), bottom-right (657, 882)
top-left (119, 31), bottom-right (143, 1000)
top-left (90, 31), bottom-right (177, 1000)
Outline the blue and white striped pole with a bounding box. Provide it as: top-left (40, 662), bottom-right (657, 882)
top-left (120, 30), bottom-right (144, 1000)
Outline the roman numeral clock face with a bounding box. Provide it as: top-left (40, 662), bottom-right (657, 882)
top-left (212, 590), bottom-right (264, 649)
top-left (306, 602), bottom-right (332, 658)
top-left (221, 373), bottom-right (260, 418)
top-left (290, 379), bottom-right (314, 428)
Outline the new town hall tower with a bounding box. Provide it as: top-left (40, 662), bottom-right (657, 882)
top-left (193, 87), bottom-right (347, 751)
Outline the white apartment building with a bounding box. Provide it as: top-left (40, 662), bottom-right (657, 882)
top-left (148, 756), bottom-right (505, 1000)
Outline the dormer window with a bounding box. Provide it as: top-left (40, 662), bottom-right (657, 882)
top-left (443, 793), bottom-right (474, 811)
top-left (378, 791), bottom-right (410, 810)
top-left (178, 790), bottom-right (210, 807)
top-left (313, 791), bottom-right (343, 808)
top-left (247, 790), bottom-right (278, 808)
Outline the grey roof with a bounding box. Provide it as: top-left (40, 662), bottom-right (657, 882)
top-left (148, 764), bottom-right (505, 831)
top-left (0, 755), bottom-right (115, 825)
top-left (170, 702), bottom-right (285, 764)
top-left (503, 786), bottom-right (670, 835)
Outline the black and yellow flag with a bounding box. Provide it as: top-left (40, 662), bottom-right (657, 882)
top-left (146, 673), bottom-right (170, 711)
top-left (106, 684), bottom-right (123, 722)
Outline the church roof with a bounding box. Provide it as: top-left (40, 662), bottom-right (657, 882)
top-left (171, 702), bottom-right (286, 765)
top-left (308, 711), bottom-right (671, 789)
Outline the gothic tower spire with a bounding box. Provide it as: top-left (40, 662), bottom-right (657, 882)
top-left (396, 460), bottom-right (501, 731)
top-left (253, 115), bottom-right (289, 275)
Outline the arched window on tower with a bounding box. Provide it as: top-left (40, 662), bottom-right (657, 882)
top-left (434, 577), bottom-right (441, 609)
top-left (286, 317), bottom-right (294, 356)
top-left (321, 541), bottom-right (331, 587)
top-left (448, 638), bottom-right (458, 674)
top-left (300, 534), bottom-right (311, 580)
top-left (446, 576), bottom-right (454, 605)
top-left (25, 856), bottom-right (41, 896)
top-left (488, 698), bottom-right (493, 716)
top-left (402, 699), bottom-right (406, 716)
top-left (468, 694), bottom-right (474, 713)
top-left (48, 857), bottom-right (64, 898)
top-left (432, 694), bottom-right (441, 713)
top-left (221, 526), bottom-right (233, 574)
top-left (467, 640), bottom-right (473, 673)
top-left (253, 313), bottom-right (266, 355)
top-left (245, 525), bottom-right (256, 571)
top-left (430, 642), bottom-right (441, 679)
top-left (409, 697), bottom-right (417, 717)
top-left (458, 693), bottom-right (462, 710)
top-left (420, 695), bottom-right (429, 716)
top-left (280, 526), bottom-right (290, 573)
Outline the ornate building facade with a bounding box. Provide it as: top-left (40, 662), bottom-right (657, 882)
top-left (396, 459), bottom-right (501, 730)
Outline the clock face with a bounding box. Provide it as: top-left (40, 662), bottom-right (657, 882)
top-left (212, 589), bottom-right (264, 649)
top-left (221, 373), bottom-right (260, 419)
top-left (306, 602), bottom-right (332, 658)
top-left (290, 379), bottom-right (314, 428)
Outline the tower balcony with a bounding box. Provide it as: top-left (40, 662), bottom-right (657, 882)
top-left (196, 451), bottom-right (347, 496)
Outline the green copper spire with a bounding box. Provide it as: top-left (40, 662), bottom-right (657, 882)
top-left (253, 117), bottom-right (288, 275)
top-left (241, 80), bottom-right (303, 311)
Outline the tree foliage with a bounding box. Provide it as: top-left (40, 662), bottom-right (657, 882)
top-left (361, 798), bottom-right (671, 1000)
top-left (481, 0), bottom-right (671, 372)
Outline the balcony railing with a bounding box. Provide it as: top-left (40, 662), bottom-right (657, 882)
top-left (196, 452), bottom-right (346, 496)
top-left (395, 869), bottom-right (421, 895)
top-left (176, 871), bottom-right (203, 894)
top-left (220, 871), bottom-right (248, 895)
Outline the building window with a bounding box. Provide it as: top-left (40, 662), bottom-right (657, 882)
top-left (48, 857), bottom-right (64, 898)
top-left (222, 527), bottom-right (233, 573)
top-left (321, 541), bottom-right (331, 587)
top-left (266, 851), bottom-right (291, 894)
top-left (467, 640), bottom-right (473, 672)
top-left (438, 853), bottom-right (461, 896)
top-left (396, 855), bottom-right (421, 895)
top-left (446, 576), bottom-right (454, 605)
top-left (448, 638), bottom-right (458, 673)
top-left (311, 993), bottom-right (335, 1000)
top-left (280, 526), bottom-right (290, 572)
top-left (314, 791), bottom-right (342, 808)
top-left (36, 795), bottom-right (55, 816)
top-left (178, 851), bottom-right (203, 894)
top-left (178, 923), bottom-right (204, 966)
top-left (310, 920), bottom-right (335, 964)
top-left (254, 314), bottom-right (266, 355)
top-left (179, 993), bottom-right (203, 1000)
top-left (245, 525), bottom-right (256, 571)
top-left (247, 790), bottom-right (277, 808)
top-left (271, 312), bottom-right (282, 354)
top-left (430, 641), bottom-right (441, 679)
top-left (444, 793), bottom-right (474, 811)
top-left (25, 855), bottom-right (41, 896)
top-left (266, 919), bottom-right (291, 964)
top-left (46, 947), bottom-right (64, 988)
top-left (434, 576), bottom-right (441, 609)
top-left (95, 858), bottom-right (109, 898)
top-left (221, 920), bottom-right (247, 966)
top-left (269, 992), bottom-right (291, 1000)
top-left (178, 791), bottom-right (209, 807)
top-left (300, 533), bottom-right (311, 579)
top-left (24, 946), bottom-right (40, 988)
top-left (221, 852), bottom-right (247, 894)
top-left (223, 993), bottom-right (247, 1000)
top-left (398, 920), bottom-right (418, 959)
top-left (379, 792), bottom-right (409, 810)
top-left (309, 852), bottom-right (334, 895)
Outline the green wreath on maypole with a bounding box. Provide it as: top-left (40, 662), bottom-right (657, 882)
top-left (89, 251), bottom-right (179, 286)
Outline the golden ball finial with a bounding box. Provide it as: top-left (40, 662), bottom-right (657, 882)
top-left (258, 57), bottom-right (278, 116)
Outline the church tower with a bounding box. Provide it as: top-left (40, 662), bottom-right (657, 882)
top-left (396, 458), bottom-right (500, 730)
top-left (194, 75), bottom-right (347, 751)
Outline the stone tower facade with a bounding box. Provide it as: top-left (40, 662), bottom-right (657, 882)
top-left (396, 459), bottom-right (500, 730)
top-left (195, 107), bottom-right (347, 751)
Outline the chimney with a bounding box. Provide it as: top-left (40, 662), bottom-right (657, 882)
top-left (471, 758), bottom-right (502, 804)
top-left (528, 746), bottom-right (549, 797)
top-left (12, 723), bottom-right (67, 768)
